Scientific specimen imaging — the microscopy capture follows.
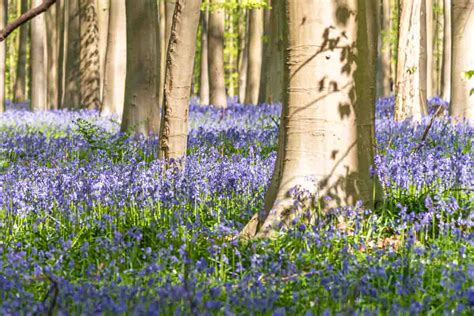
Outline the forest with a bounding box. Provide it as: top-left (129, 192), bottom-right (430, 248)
top-left (0, 0), bottom-right (473, 314)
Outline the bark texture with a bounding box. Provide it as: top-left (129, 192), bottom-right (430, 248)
top-left (394, 0), bottom-right (428, 121)
top-left (31, 0), bottom-right (48, 110)
top-left (121, 0), bottom-right (160, 135)
top-left (159, 0), bottom-right (202, 160)
top-left (96, 0), bottom-right (109, 102)
top-left (378, 0), bottom-right (391, 96)
top-left (102, 0), bottom-right (125, 115)
top-left (265, 0), bottom-right (284, 103)
top-left (441, 0), bottom-right (451, 101)
top-left (45, 3), bottom-right (58, 109)
top-left (0, 0), bottom-right (5, 112)
top-left (199, 9), bottom-right (209, 105)
top-left (237, 9), bottom-right (248, 103)
top-left (208, 0), bottom-right (227, 107)
top-left (426, 0), bottom-right (434, 98)
top-left (450, 0), bottom-right (474, 123)
top-left (241, 0), bottom-right (380, 239)
top-left (13, 0), bottom-right (28, 103)
top-left (158, 0), bottom-right (166, 109)
top-left (63, 0), bottom-right (81, 108)
top-left (244, 8), bottom-right (263, 105)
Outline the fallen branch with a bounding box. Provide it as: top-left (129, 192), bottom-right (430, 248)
top-left (0, 0), bottom-right (56, 42)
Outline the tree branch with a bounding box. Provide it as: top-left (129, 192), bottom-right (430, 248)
top-left (0, 0), bottom-right (56, 42)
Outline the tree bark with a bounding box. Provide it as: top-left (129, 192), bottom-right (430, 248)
top-left (158, 0), bottom-right (166, 109)
top-left (450, 0), bottom-right (474, 123)
top-left (102, 0), bottom-right (125, 115)
top-left (244, 8), bottom-right (263, 105)
top-left (96, 0), bottom-right (109, 103)
top-left (13, 0), bottom-right (28, 103)
top-left (31, 0), bottom-right (48, 110)
top-left (45, 3), bottom-right (58, 109)
top-left (378, 0), bottom-right (391, 96)
top-left (237, 9), bottom-right (248, 104)
top-left (0, 0), bottom-right (6, 112)
top-left (394, 0), bottom-right (428, 121)
top-left (199, 9), bottom-right (209, 105)
top-left (63, 0), bottom-right (81, 108)
top-left (159, 0), bottom-right (202, 160)
top-left (265, 0), bottom-right (284, 103)
top-left (441, 0), bottom-right (451, 101)
top-left (241, 0), bottom-right (381, 239)
top-left (208, 0), bottom-right (227, 107)
top-left (121, 0), bottom-right (160, 135)
top-left (426, 0), bottom-right (434, 98)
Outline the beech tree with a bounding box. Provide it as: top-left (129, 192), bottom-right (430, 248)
top-left (102, 0), bottom-right (126, 115)
top-left (121, 0), bottom-right (160, 135)
top-left (441, 0), bottom-right (451, 102)
top-left (199, 9), bottom-right (210, 105)
top-left (244, 7), bottom-right (263, 105)
top-left (237, 9), bottom-right (248, 104)
top-left (241, 0), bottom-right (380, 239)
top-left (394, 0), bottom-right (428, 121)
top-left (159, 0), bottom-right (202, 160)
top-left (31, 0), bottom-right (48, 110)
top-left (208, 0), bottom-right (227, 108)
top-left (450, 0), bottom-right (474, 123)
top-left (13, 0), bottom-right (29, 103)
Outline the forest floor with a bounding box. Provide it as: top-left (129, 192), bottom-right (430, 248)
top-left (0, 97), bottom-right (472, 314)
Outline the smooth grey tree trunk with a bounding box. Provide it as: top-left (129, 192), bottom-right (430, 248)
top-left (13, 0), bottom-right (29, 103)
top-left (31, 0), bottom-right (48, 111)
top-left (237, 9), bottom-right (248, 104)
top-left (159, 0), bottom-right (202, 160)
top-left (450, 0), bottom-right (474, 123)
top-left (102, 0), bottom-right (125, 115)
top-left (199, 9), bottom-right (209, 105)
top-left (394, 0), bottom-right (428, 121)
top-left (121, 0), bottom-right (160, 135)
top-left (158, 0), bottom-right (166, 109)
top-left (45, 3), bottom-right (58, 109)
top-left (441, 0), bottom-right (451, 102)
top-left (378, 0), bottom-right (391, 96)
top-left (258, 5), bottom-right (271, 104)
top-left (63, 0), bottom-right (81, 108)
top-left (244, 8), bottom-right (263, 105)
top-left (266, 0), bottom-right (284, 104)
top-left (426, 0), bottom-right (434, 98)
top-left (241, 0), bottom-right (380, 239)
top-left (0, 0), bottom-right (6, 112)
top-left (96, 0), bottom-right (109, 103)
top-left (208, 0), bottom-right (227, 107)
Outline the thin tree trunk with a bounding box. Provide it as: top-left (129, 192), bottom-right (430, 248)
top-left (441, 0), bottom-right (451, 101)
top-left (199, 9), bottom-right (209, 105)
top-left (394, 0), bottom-right (428, 121)
top-left (159, 0), bottom-right (202, 160)
top-left (208, 0), bottom-right (227, 107)
top-left (63, 0), bottom-right (81, 108)
top-left (96, 0), bottom-right (109, 103)
top-left (379, 0), bottom-right (391, 96)
top-left (57, 0), bottom-right (65, 109)
top-left (79, 0), bottom-right (101, 110)
top-left (241, 0), bottom-right (380, 239)
top-left (31, 0), bottom-right (48, 110)
top-left (102, 0), bottom-right (125, 115)
top-left (237, 9), bottom-right (248, 104)
top-left (266, 0), bottom-right (284, 103)
top-left (450, 0), bottom-right (474, 123)
top-left (121, 0), bottom-right (160, 135)
top-left (0, 0), bottom-right (6, 112)
top-left (426, 0), bottom-right (434, 97)
top-left (45, 2), bottom-right (58, 109)
top-left (244, 7), bottom-right (263, 105)
top-left (258, 5), bottom-right (271, 104)
top-left (226, 9), bottom-right (236, 97)
top-left (158, 0), bottom-right (166, 108)
top-left (13, 0), bottom-right (28, 103)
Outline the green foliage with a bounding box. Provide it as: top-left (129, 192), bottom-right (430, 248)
top-left (462, 70), bottom-right (474, 95)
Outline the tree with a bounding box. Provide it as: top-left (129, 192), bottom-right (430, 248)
top-left (0, 0), bottom-right (6, 112)
top-left (13, 0), bottom-right (28, 103)
top-left (102, 0), bottom-right (126, 115)
top-left (45, 2), bottom-right (58, 109)
top-left (394, 0), bottom-right (428, 121)
top-left (31, 0), bottom-right (48, 110)
top-left (244, 7), bottom-right (263, 105)
top-left (96, 0), bottom-right (109, 103)
top-left (208, 0), bottom-right (227, 108)
top-left (450, 0), bottom-right (474, 123)
top-left (199, 9), bottom-right (209, 105)
top-left (237, 9), bottom-right (248, 104)
top-left (241, 0), bottom-right (380, 239)
top-left (159, 0), bottom-right (202, 160)
top-left (441, 0), bottom-right (451, 102)
top-left (158, 0), bottom-right (175, 109)
top-left (121, 0), bottom-right (160, 135)
top-left (63, 0), bottom-right (81, 108)
top-left (377, 0), bottom-right (391, 97)
top-left (426, 0), bottom-right (434, 98)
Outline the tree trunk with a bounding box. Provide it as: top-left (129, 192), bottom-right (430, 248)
top-left (96, 0), bottom-right (109, 103)
top-left (266, 0), bottom-right (284, 103)
top-left (102, 0), bottom-right (125, 115)
top-left (244, 8), bottom-right (263, 105)
top-left (394, 0), bottom-right (428, 121)
top-left (158, 0), bottom-right (166, 109)
top-left (378, 0), bottom-right (391, 96)
top-left (208, 0), bottom-right (227, 107)
top-left (63, 0), bottom-right (81, 108)
top-left (426, 0), bottom-right (434, 98)
top-left (57, 0), bottom-right (65, 109)
top-left (450, 0), bottom-right (474, 123)
top-left (79, 0), bottom-right (101, 110)
top-left (241, 0), bottom-right (380, 239)
top-left (258, 5), bottom-right (271, 104)
top-left (13, 0), bottom-right (28, 103)
top-left (121, 0), bottom-right (160, 135)
top-left (45, 3), bottom-right (58, 109)
top-left (441, 0), bottom-right (451, 101)
top-left (0, 0), bottom-right (6, 112)
top-left (31, 0), bottom-right (48, 110)
top-left (199, 9), bottom-right (209, 105)
top-left (159, 0), bottom-right (202, 160)
top-left (237, 9), bottom-right (248, 104)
